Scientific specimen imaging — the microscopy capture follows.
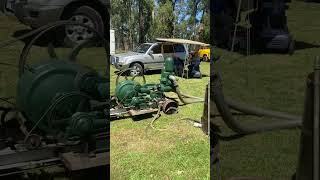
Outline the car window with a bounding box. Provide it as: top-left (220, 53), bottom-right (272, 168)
top-left (163, 45), bottom-right (174, 53)
top-left (174, 44), bottom-right (185, 53)
top-left (152, 44), bottom-right (161, 54)
top-left (133, 44), bottom-right (152, 53)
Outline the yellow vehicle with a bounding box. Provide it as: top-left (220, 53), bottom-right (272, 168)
top-left (198, 45), bottom-right (211, 61)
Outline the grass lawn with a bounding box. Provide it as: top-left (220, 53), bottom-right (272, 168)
top-left (212, 0), bottom-right (320, 179)
top-left (110, 64), bottom-right (211, 179)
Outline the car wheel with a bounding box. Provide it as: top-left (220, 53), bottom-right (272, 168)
top-left (62, 6), bottom-right (105, 47)
top-left (129, 63), bottom-right (143, 77)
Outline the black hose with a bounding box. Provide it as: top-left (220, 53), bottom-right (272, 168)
top-left (68, 39), bottom-right (94, 62)
top-left (0, 23), bottom-right (64, 49)
top-left (24, 92), bottom-right (92, 142)
top-left (131, 74), bottom-right (146, 85)
top-left (211, 75), bottom-right (302, 135)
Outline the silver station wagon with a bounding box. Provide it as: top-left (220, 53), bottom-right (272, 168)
top-left (111, 42), bottom-right (188, 75)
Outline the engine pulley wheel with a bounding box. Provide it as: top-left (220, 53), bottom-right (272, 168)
top-left (116, 67), bottom-right (146, 86)
top-left (18, 21), bottom-right (108, 77)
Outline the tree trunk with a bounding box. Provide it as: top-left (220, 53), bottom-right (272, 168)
top-left (172, 0), bottom-right (176, 37)
top-left (128, 0), bottom-right (133, 49)
top-left (139, 0), bottom-right (145, 43)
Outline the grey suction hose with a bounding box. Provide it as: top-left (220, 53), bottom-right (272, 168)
top-left (175, 86), bottom-right (204, 104)
top-left (211, 75), bottom-right (302, 135)
top-left (172, 78), bottom-right (204, 104)
top-left (180, 92), bottom-right (204, 100)
top-left (225, 98), bottom-right (301, 122)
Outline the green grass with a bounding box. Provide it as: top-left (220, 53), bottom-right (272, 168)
top-left (212, 1), bottom-right (320, 179)
top-left (110, 64), bottom-right (211, 179)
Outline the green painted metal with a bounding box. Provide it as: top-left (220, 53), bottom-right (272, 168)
top-left (114, 57), bottom-right (177, 110)
top-left (115, 80), bottom-right (139, 104)
top-left (17, 59), bottom-right (108, 137)
top-left (67, 112), bottom-right (107, 137)
top-left (160, 57), bottom-right (175, 92)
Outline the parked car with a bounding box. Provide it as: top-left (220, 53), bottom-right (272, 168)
top-left (198, 45), bottom-right (211, 62)
top-left (0, 0), bottom-right (109, 46)
top-left (111, 42), bottom-right (188, 76)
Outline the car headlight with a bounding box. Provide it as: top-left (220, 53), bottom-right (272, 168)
top-left (118, 58), bottom-right (128, 65)
top-left (111, 56), bottom-right (120, 64)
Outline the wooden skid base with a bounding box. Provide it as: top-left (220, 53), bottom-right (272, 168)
top-left (62, 152), bottom-right (109, 171)
top-left (128, 108), bottom-right (158, 116)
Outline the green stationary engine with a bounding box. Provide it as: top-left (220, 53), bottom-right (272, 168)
top-left (16, 59), bottom-right (108, 138)
top-left (0, 21), bottom-right (111, 175)
top-left (113, 57), bottom-right (179, 115)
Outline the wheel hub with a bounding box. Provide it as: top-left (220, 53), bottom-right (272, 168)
top-left (66, 15), bottom-right (95, 43)
top-left (130, 66), bottom-right (141, 77)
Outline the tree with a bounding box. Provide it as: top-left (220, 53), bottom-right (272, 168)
top-left (153, 0), bottom-right (174, 38)
top-left (139, 0), bottom-right (154, 43)
top-left (111, 0), bottom-right (210, 51)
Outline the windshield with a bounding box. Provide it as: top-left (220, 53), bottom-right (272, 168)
top-left (133, 44), bottom-right (152, 53)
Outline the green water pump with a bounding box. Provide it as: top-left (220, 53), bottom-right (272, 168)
top-left (114, 57), bottom-right (179, 113)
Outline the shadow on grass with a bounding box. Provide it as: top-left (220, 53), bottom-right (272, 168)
top-left (114, 69), bottom-right (209, 79)
top-left (111, 113), bottom-right (155, 122)
top-left (131, 114), bottom-right (155, 121)
top-left (220, 40), bottom-right (320, 56)
top-left (113, 69), bottom-right (162, 76)
top-left (294, 40), bottom-right (320, 50)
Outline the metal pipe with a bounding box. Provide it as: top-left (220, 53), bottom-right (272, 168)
top-left (211, 74), bottom-right (302, 135)
top-left (313, 57), bottom-right (320, 180)
top-left (201, 84), bottom-right (209, 135)
top-left (295, 72), bottom-right (314, 180)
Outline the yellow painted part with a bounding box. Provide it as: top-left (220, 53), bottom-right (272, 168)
top-left (198, 47), bottom-right (211, 59)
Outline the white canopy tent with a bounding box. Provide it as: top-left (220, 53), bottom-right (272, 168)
top-left (155, 38), bottom-right (210, 46)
